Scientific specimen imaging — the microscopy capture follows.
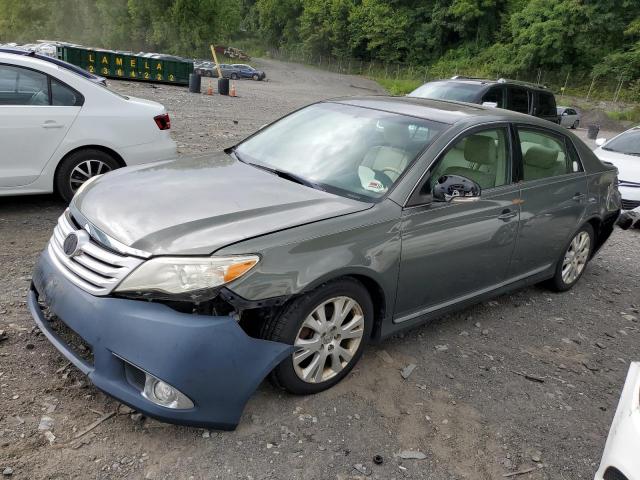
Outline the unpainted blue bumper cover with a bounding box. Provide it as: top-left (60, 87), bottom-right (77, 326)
top-left (28, 249), bottom-right (292, 430)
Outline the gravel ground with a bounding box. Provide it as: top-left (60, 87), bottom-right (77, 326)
top-left (1, 59), bottom-right (639, 480)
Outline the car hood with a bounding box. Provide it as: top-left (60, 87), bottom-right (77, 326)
top-left (594, 147), bottom-right (640, 183)
top-left (72, 154), bottom-right (371, 255)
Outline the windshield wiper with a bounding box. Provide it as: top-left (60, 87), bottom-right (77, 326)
top-left (239, 158), bottom-right (324, 191)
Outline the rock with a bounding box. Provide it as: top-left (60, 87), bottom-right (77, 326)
top-left (38, 415), bottom-right (54, 431)
top-left (396, 450), bottom-right (427, 460)
top-left (400, 363), bottom-right (417, 379)
top-left (531, 451), bottom-right (542, 463)
top-left (130, 413), bottom-right (144, 423)
top-left (595, 342), bottom-right (606, 349)
top-left (25, 343), bottom-right (35, 350)
top-left (201, 430), bottom-right (210, 438)
top-left (434, 344), bottom-right (448, 352)
top-left (2, 467), bottom-right (13, 476)
top-left (44, 430), bottom-right (56, 444)
top-left (622, 314), bottom-right (637, 322)
top-left (481, 329), bottom-right (489, 336)
top-left (376, 350), bottom-right (394, 364)
top-left (118, 404), bottom-right (134, 415)
top-left (353, 463), bottom-right (370, 476)
top-left (474, 322), bottom-right (482, 328)
top-left (459, 330), bottom-right (469, 336)
top-left (446, 373), bottom-right (455, 379)
top-left (0, 330), bottom-right (7, 342)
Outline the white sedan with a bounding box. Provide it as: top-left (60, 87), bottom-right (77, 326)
top-left (595, 362), bottom-right (640, 480)
top-left (594, 126), bottom-right (640, 211)
top-left (557, 106), bottom-right (580, 129)
top-left (0, 52), bottom-right (177, 202)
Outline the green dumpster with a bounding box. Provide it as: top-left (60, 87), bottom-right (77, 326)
top-left (57, 46), bottom-right (193, 86)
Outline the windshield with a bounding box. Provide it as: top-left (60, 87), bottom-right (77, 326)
top-left (234, 102), bottom-right (446, 200)
top-left (604, 128), bottom-right (640, 156)
top-left (408, 81), bottom-right (484, 102)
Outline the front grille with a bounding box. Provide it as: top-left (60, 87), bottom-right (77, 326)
top-left (621, 198), bottom-right (640, 210)
top-left (48, 211), bottom-right (144, 295)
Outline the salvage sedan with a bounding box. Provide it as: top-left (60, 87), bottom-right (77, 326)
top-left (28, 97), bottom-right (621, 429)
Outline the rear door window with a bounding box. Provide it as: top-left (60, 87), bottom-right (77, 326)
top-left (0, 64), bottom-right (49, 105)
top-left (507, 87), bottom-right (529, 114)
top-left (518, 128), bottom-right (578, 181)
top-left (481, 87), bottom-right (505, 108)
top-left (51, 79), bottom-right (80, 106)
top-left (536, 92), bottom-right (557, 116)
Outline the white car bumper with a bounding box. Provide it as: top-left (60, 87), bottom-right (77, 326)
top-left (619, 183), bottom-right (640, 211)
top-left (121, 136), bottom-right (177, 166)
top-left (594, 362), bottom-right (640, 480)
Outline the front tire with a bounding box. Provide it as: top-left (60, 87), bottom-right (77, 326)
top-left (55, 149), bottom-right (119, 203)
top-left (262, 278), bottom-right (373, 395)
top-left (252, 74), bottom-right (259, 81)
top-left (547, 223), bottom-right (594, 291)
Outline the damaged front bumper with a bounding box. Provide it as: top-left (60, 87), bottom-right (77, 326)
top-left (28, 248), bottom-right (292, 430)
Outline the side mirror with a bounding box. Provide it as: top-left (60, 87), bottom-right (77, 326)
top-left (433, 175), bottom-right (481, 203)
top-left (595, 138), bottom-right (607, 147)
top-left (562, 111), bottom-right (569, 116)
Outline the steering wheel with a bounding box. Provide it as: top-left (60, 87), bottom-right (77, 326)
top-left (381, 166), bottom-right (403, 177)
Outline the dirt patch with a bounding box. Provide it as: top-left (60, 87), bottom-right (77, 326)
top-left (1, 59), bottom-right (639, 479)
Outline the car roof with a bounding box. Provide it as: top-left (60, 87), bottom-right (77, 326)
top-left (429, 78), bottom-right (551, 92)
top-left (331, 95), bottom-right (557, 126)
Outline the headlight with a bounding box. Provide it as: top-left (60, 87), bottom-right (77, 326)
top-left (115, 255), bottom-right (259, 295)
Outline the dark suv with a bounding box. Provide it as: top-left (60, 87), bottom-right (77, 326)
top-left (409, 77), bottom-right (559, 124)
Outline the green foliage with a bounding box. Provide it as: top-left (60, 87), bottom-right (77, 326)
top-left (607, 105), bottom-right (640, 123)
top-left (0, 0), bottom-right (242, 57)
top-left (374, 77), bottom-right (423, 96)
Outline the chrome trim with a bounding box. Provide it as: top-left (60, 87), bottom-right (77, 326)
top-left (48, 210), bottom-right (144, 296)
top-left (68, 204), bottom-right (152, 259)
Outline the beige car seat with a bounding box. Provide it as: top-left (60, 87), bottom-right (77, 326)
top-left (523, 145), bottom-right (565, 180)
top-left (443, 135), bottom-right (498, 189)
top-left (362, 123), bottom-right (410, 181)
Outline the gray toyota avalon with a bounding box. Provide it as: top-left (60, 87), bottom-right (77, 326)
top-left (29, 97), bottom-right (621, 430)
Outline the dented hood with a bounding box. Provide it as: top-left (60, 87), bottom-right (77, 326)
top-left (72, 154), bottom-right (371, 255)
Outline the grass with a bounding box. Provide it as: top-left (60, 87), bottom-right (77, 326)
top-left (607, 106), bottom-right (640, 123)
top-left (373, 77), bottom-right (423, 95)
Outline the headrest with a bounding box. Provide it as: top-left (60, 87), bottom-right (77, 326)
top-left (464, 135), bottom-right (497, 165)
top-left (383, 123), bottom-right (410, 148)
top-left (524, 145), bottom-right (558, 169)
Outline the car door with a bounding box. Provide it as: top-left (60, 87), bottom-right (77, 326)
top-left (0, 64), bottom-right (81, 187)
top-left (393, 124), bottom-right (521, 323)
top-left (508, 125), bottom-right (588, 278)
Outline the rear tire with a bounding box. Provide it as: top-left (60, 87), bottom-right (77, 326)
top-left (55, 149), bottom-right (119, 203)
top-left (572, 120), bottom-right (579, 129)
top-left (261, 278), bottom-right (373, 395)
top-left (546, 223), bottom-right (594, 292)
top-left (231, 73), bottom-right (238, 80)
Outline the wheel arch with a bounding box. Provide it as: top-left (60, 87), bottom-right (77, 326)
top-left (299, 269), bottom-right (389, 341)
top-left (53, 145), bottom-right (125, 194)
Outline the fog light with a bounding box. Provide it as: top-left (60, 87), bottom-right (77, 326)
top-left (142, 374), bottom-right (194, 410)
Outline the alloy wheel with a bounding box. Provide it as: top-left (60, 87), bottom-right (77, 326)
top-left (561, 231), bottom-right (590, 285)
top-left (69, 160), bottom-right (112, 193)
top-left (293, 296), bottom-right (365, 384)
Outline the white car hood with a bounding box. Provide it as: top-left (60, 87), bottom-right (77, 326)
top-left (594, 147), bottom-right (640, 183)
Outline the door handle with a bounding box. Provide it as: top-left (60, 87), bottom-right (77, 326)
top-left (498, 209), bottom-right (517, 221)
top-left (572, 193), bottom-right (586, 201)
top-left (41, 122), bottom-right (64, 129)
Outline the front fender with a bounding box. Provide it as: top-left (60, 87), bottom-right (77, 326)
top-left (219, 201), bottom-right (402, 323)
